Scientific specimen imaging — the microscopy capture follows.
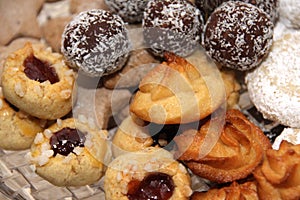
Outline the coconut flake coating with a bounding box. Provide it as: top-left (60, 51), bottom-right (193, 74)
top-left (143, 0), bottom-right (204, 57)
top-left (204, 1), bottom-right (274, 71)
top-left (61, 9), bottom-right (131, 77)
top-left (195, 0), bottom-right (279, 22)
top-left (105, 0), bottom-right (150, 23)
top-left (246, 32), bottom-right (300, 128)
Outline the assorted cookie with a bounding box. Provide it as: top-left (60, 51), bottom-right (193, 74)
top-left (1, 42), bottom-right (75, 120)
top-left (203, 1), bottom-right (274, 71)
top-left (0, 87), bottom-right (45, 150)
top-left (104, 147), bottom-right (192, 200)
top-left (246, 32), bottom-right (300, 128)
top-left (0, 0), bottom-right (299, 198)
top-left (28, 118), bottom-right (111, 186)
top-left (61, 9), bottom-right (132, 77)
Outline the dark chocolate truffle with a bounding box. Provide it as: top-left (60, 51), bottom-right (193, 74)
top-left (143, 0), bottom-right (204, 57)
top-left (105, 0), bottom-right (150, 23)
top-left (61, 9), bottom-right (132, 77)
top-left (204, 1), bottom-right (274, 71)
top-left (195, 0), bottom-right (279, 22)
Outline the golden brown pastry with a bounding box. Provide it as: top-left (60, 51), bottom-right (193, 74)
top-left (104, 147), bottom-right (192, 200)
top-left (130, 51), bottom-right (238, 124)
top-left (191, 181), bottom-right (259, 200)
top-left (1, 42), bottom-right (75, 120)
top-left (28, 118), bottom-right (111, 186)
top-left (112, 114), bottom-right (153, 158)
top-left (253, 141), bottom-right (300, 200)
top-left (175, 109), bottom-right (271, 183)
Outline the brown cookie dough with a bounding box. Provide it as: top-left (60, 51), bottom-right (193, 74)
top-left (0, 87), bottom-right (45, 150)
top-left (104, 147), bottom-right (192, 200)
top-left (41, 16), bottom-right (72, 52)
top-left (103, 49), bottom-right (160, 89)
top-left (1, 42), bottom-right (76, 120)
top-left (28, 118), bottom-right (111, 187)
top-left (0, 0), bottom-right (44, 45)
top-left (70, 0), bottom-right (109, 14)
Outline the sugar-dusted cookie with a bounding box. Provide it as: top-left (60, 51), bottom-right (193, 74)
top-left (246, 32), bottom-right (300, 128)
top-left (104, 147), bottom-right (192, 200)
top-left (1, 42), bottom-right (76, 120)
top-left (28, 118), bottom-right (111, 187)
top-left (0, 87), bottom-right (45, 150)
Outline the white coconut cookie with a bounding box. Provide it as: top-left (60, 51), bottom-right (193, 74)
top-left (1, 42), bottom-right (76, 120)
top-left (104, 147), bottom-right (192, 200)
top-left (0, 87), bottom-right (45, 150)
top-left (273, 128), bottom-right (300, 150)
top-left (246, 32), bottom-right (300, 128)
top-left (28, 118), bottom-right (111, 187)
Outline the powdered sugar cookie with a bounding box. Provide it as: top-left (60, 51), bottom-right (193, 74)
top-left (1, 42), bottom-right (76, 120)
top-left (246, 32), bottom-right (300, 128)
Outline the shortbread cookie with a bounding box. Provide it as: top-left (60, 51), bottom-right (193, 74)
top-left (130, 51), bottom-right (237, 124)
top-left (104, 147), bottom-right (192, 200)
top-left (0, 0), bottom-right (43, 45)
top-left (246, 32), bottom-right (300, 128)
top-left (112, 115), bottom-right (153, 157)
top-left (1, 42), bottom-right (75, 120)
top-left (28, 118), bottom-right (111, 186)
top-left (0, 87), bottom-right (45, 150)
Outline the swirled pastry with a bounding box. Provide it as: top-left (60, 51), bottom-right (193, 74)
top-left (130, 51), bottom-right (238, 124)
top-left (254, 141), bottom-right (300, 200)
top-left (175, 109), bottom-right (271, 183)
top-left (191, 181), bottom-right (259, 200)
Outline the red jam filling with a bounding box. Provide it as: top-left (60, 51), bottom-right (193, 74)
top-left (127, 172), bottom-right (175, 200)
top-left (24, 54), bottom-right (59, 84)
top-left (50, 127), bottom-right (86, 156)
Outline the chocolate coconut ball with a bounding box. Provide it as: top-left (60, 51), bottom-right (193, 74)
top-left (195, 0), bottom-right (279, 22)
top-left (105, 0), bottom-right (150, 23)
top-left (143, 0), bottom-right (204, 57)
top-left (204, 1), bottom-right (274, 71)
top-left (61, 9), bottom-right (131, 77)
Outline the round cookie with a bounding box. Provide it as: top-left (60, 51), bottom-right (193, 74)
top-left (28, 118), bottom-right (111, 187)
top-left (195, 0), bottom-right (279, 22)
top-left (143, 0), bottom-right (204, 57)
top-left (279, 0), bottom-right (300, 29)
top-left (130, 50), bottom-right (239, 124)
top-left (104, 147), bottom-right (192, 200)
top-left (61, 9), bottom-right (132, 77)
top-left (246, 32), bottom-right (300, 128)
top-left (0, 87), bottom-right (45, 150)
top-left (1, 42), bottom-right (76, 120)
top-left (203, 1), bottom-right (274, 71)
top-left (105, 0), bottom-right (149, 23)
top-left (112, 115), bottom-right (153, 158)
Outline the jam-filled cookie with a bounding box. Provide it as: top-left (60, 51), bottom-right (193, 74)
top-left (1, 42), bottom-right (76, 120)
top-left (28, 118), bottom-right (111, 187)
top-left (104, 147), bottom-right (192, 200)
top-left (0, 87), bottom-right (45, 150)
